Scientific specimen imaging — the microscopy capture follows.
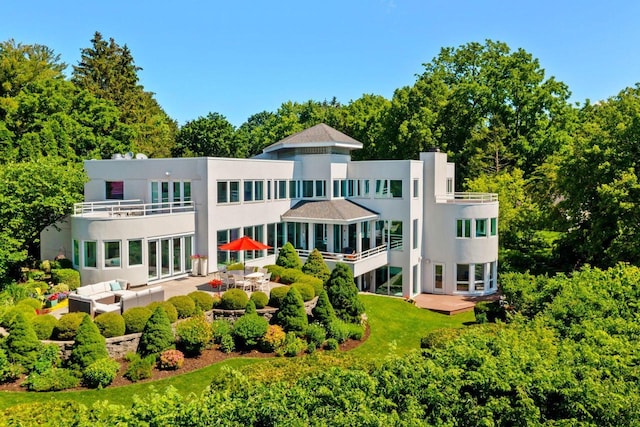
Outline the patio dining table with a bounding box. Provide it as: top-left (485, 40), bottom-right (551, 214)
top-left (244, 272), bottom-right (264, 291)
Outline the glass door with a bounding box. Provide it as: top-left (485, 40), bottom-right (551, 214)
top-left (433, 264), bottom-right (444, 294)
top-left (148, 240), bottom-right (158, 280)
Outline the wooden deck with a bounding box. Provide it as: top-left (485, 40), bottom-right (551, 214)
top-left (412, 293), bottom-right (500, 315)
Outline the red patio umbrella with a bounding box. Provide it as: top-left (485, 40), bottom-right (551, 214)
top-left (218, 236), bottom-right (272, 268)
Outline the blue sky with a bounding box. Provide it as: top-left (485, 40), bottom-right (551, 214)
top-left (3, 1), bottom-right (640, 127)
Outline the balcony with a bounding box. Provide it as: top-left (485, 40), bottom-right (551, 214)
top-left (73, 199), bottom-right (195, 218)
top-left (435, 192), bottom-right (498, 204)
top-left (295, 243), bottom-right (393, 277)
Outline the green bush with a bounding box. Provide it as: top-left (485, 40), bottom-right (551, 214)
top-left (326, 319), bottom-right (350, 344)
top-left (260, 324), bottom-right (286, 352)
top-left (1, 305), bottom-right (37, 328)
top-left (188, 291), bottom-right (215, 312)
top-left (324, 338), bottom-right (339, 350)
top-left (124, 353), bottom-right (155, 382)
top-left (26, 270), bottom-right (46, 281)
top-left (420, 328), bottom-right (464, 349)
top-left (302, 248), bottom-right (331, 283)
top-left (211, 319), bottom-right (233, 344)
top-left (219, 334), bottom-right (235, 353)
top-left (23, 367), bottom-right (80, 391)
top-left (31, 314), bottom-right (58, 340)
top-left (175, 314), bottom-right (211, 356)
top-left (345, 322), bottom-right (365, 340)
top-left (275, 287), bottom-right (308, 335)
top-left (474, 300), bottom-right (505, 323)
top-left (0, 348), bottom-right (22, 383)
top-left (50, 283), bottom-right (70, 294)
top-left (268, 286), bottom-right (290, 308)
top-left (275, 332), bottom-right (306, 357)
top-left (83, 357), bottom-right (119, 388)
top-left (312, 290), bottom-right (337, 326)
top-left (279, 268), bottom-right (305, 285)
top-left (53, 312), bottom-right (88, 340)
top-left (168, 295), bottom-right (197, 319)
top-left (212, 295), bottom-right (222, 308)
top-left (159, 349), bottom-right (184, 370)
top-left (138, 306), bottom-right (175, 357)
top-left (226, 262), bottom-right (245, 271)
top-left (301, 276), bottom-right (324, 297)
top-left (4, 311), bottom-right (42, 370)
top-left (50, 268), bottom-right (81, 290)
top-left (57, 258), bottom-right (73, 269)
top-left (17, 297), bottom-right (42, 310)
top-left (265, 264), bottom-right (285, 282)
top-left (68, 315), bottom-right (108, 370)
top-left (325, 263), bottom-right (365, 323)
top-left (250, 291), bottom-right (269, 309)
top-left (233, 312), bottom-right (268, 349)
top-left (94, 312), bottom-right (126, 338)
top-left (306, 323), bottom-right (327, 349)
top-left (2, 401), bottom-right (85, 426)
top-left (291, 283), bottom-right (315, 302)
top-left (220, 288), bottom-right (249, 310)
top-left (123, 307), bottom-right (153, 334)
top-left (275, 242), bottom-right (302, 270)
top-left (245, 299), bottom-right (257, 315)
top-left (32, 344), bottom-right (61, 374)
top-left (146, 301), bottom-right (178, 323)
top-left (39, 260), bottom-right (52, 273)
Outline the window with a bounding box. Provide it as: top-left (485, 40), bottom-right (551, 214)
top-left (446, 177), bottom-right (453, 194)
top-left (255, 181), bottom-right (264, 201)
top-left (244, 181), bottom-right (254, 201)
top-left (230, 181), bottom-right (240, 202)
top-left (184, 236), bottom-right (193, 271)
top-left (341, 180), bottom-right (347, 197)
top-left (217, 181), bottom-right (228, 203)
top-left (106, 181), bottom-right (124, 200)
top-left (315, 180), bottom-right (326, 197)
top-left (303, 180), bottom-right (314, 198)
top-left (412, 219), bottom-right (419, 249)
top-left (412, 264), bottom-right (419, 294)
top-left (267, 180), bottom-right (272, 200)
top-left (456, 219), bottom-right (471, 238)
top-left (151, 181), bottom-right (191, 206)
top-left (183, 182), bottom-right (191, 203)
top-left (243, 225), bottom-right (265, 260)
top-left (128, 240), bottom-right (142, 266)
top-left (489, 261), bottom-right (497, 289)
top-left (173, 182), bottom-right (181, 203)
top-left (456, 264), bottom-right (469, 291)
top-left (73, 240), bottom-right (79, 266)
top-left (490, 217), bottom-right (497, 236)
top-left (84, 241), bottom-right (96, 268)
top-left (390, 180), bottom-right (403, 198)
top-left (104, 241), bottom-right (121, 268)
top-left (277, 180), bottom-right (287, 199)
top-left (413, 179), bottom-right (419, 198)
top-left (474, 264), bottom-right (485, 291)
top-left (333, 180), bottom-right (340, 198)
top-left (476, 219), bottom-right (488, 237)
top-left (375, 180), bottom-right (388, 197)
top-left (434, 264), bottom-right (444, 290)
top-left (218, 227), bottom-right (241, 264)
top-left (390, 220), bottom-right (403, 250)
top-left (362, 180), bottom-right (370, 196)
top-left (289, 180), bottom-right (298, 198)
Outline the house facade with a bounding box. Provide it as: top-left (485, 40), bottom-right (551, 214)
top-left (41, 124), bottom-right (499, 297)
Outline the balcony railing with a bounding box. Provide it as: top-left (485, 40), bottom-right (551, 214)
top-left (295, 244), bottom-right (389, 263)
top-left (435, 192), bottom-right (498, 203)
top-left (73, 199), bottom-right (195, 217)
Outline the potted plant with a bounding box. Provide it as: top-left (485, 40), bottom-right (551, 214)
top-left (190, 254), bottom-right (201, 276)
top-left (45, 293), bottom-right (59, 308)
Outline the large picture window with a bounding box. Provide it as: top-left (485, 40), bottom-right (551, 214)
top-left (456, 219), bottom-right (471, 238)
top-left (128, 240), bottom-right (143, 266)
top-left (84, 241), bottom-right (97, 268)
top-left (104, 241), bottom-right (121, 268)
top-left (456, 264), bottom-right (469, 291)
top-left (106, 181), bottom-right (124, 200)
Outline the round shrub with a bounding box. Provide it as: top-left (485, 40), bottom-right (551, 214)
top-left (2, 305), bottom-right (37, 327)
top-left (94, 312), bottom-right (126, 338)
top-left (175, 315), bottom-right (211, 356)
top-left (324, 338), bottom-right (339, 350)
top-left (53, 312), bottom-right (88, 340)
top-left (275, 332), bottom-right (307, 357)
top-left (233, 313), bottom-right (268, 349)
top-left (17, 298), bottom-right (42, 310)
top-left (306, 323), bottom-right (327, 349)
top-left (50, 283), bottom-right (70, 294)
top-left (260, 324), bottom-right (286, 352)
top-left (220, 288), bottom-right (249, 310)
top-left (123, 307), bottom-right (153, 334)
top-left (124, 353), bottom-right (155, 382)
top-left (212, 295), bottom-right (222, 308)
top-left (83, 357), bottom-right (119, 388)
top-left (146, 301), bottom-right (178, 323)
top-left (188, 291), bottom-right (215, 312)
top-left (301, 276), bottom-right (324, 297)
top-left (23, 367), bottom-right (80, 391)
top-left (265, 264), bottom-right (285, 282)
top-left (50, 268), bottom-right (81, 290)
top-left (280, 268), bottom-right (305, 285)
top-left (32, 314), bottom-right (58, 340)
top-left (168, 295), bottom-right (197, 319)
top-left (40, 260), bottom-right (52, 273)
top-left (250, 291), bottom-right (269, 309)
top-left (291, 283), bottom-right (315, 302)
top-left (219, 334), bottom-right (235, 353)
top-left (138, 306), bottom-right (175, 357)
top-left (159, 349), bottom-right (184, 370)
top-left (268, 286), bottom-right (290, 308)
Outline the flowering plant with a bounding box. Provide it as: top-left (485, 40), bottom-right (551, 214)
top-left (47, 293), bottom-right (60, 301)
top-left (209, 279), bottom-right (224, 295)
top-left (190, 254), bottom-right (202, 259)
top-left (158, 349), bottom-right (184, 370)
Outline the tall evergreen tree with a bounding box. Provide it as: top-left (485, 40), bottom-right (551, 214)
top-left (325, 263), bottom-right (364, 324)
top-left (302, 248), bottom-right (331, 283)
top-left (68, 315), bottom-right (108, 370)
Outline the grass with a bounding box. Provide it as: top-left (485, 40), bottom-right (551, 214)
top-left (0, 294), bottom-right (473, 409)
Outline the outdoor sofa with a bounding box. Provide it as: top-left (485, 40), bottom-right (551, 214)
top-left (68, 279), bottom-right (165, 317)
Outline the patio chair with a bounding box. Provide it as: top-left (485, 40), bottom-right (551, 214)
top-left (256, 272), bottom-right (271, 292)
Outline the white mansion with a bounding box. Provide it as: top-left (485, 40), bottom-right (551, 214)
top-left (42, 124), bottom-right (499, 297)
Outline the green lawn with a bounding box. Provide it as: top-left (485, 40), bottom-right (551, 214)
top-left (0, 294), bottom-right (473, 409)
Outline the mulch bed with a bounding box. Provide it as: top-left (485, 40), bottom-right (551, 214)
top-left (0, 325), bottom-right (369, 393)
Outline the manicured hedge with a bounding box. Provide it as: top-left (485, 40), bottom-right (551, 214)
top-left (250, 291), bottom-right (269, 309)
top-left (146, 301), bottom-right (178, 323)
top-left (31, 314), bottom-right (58, 340)
top-left (168, 295), bottom-right (196, 319)
top-left (291, 283), bottom-right (315, 302)
top-left (122, 307), bottom-right (152, 334)
top-left (50, 268), bottom-right (81, 290)
top-left (188, 291), bottom-right (215, 311)
top-left (220, 289), bottom-right (249, 310)
top-left (53, 312), bottom-right (88, 340)
top-left (94, 312), bottom-right (126, 338)
top-left (268, 286), bottom-right (290, 308)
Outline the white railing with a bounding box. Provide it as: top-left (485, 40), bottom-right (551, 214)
top-left (74, 199), bottom-right (195, 217)
top-left (294, 244), bottom-right (389, 263)
top-left (435, 192), bottom-right (498, 203)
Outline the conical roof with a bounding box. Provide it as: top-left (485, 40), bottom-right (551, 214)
top-left (263, 123), bottom-right (362, 153)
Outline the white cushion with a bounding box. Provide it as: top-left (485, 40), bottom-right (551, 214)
top-left (94, 302), bottom-right (120, 314)
top-left (90, 291), bottom-right (115, 301)
top-left (76, 286), bottom-right (93, 296)
top-left (112, 289), bottom-right (135, 297)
